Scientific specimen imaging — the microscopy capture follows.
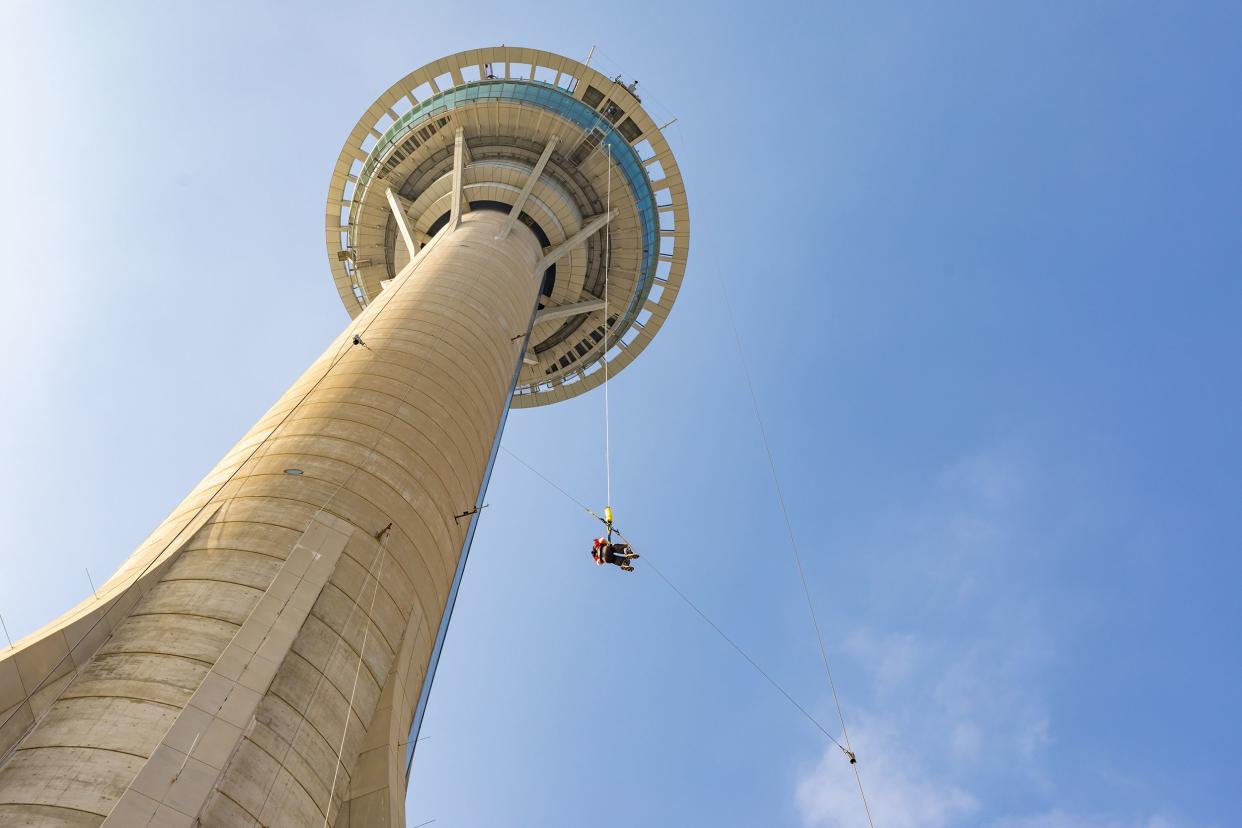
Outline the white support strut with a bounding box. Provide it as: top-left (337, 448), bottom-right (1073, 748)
top-left (385, 188), bottom-right (419, 259)
top-left (450, 127), bottom-right (467, 231)
top-left (496, 136), bottom-right (559, 241)
top-left (535, 210), bottom-right (616, 273)
top-left (533, 298), bottom-right (606, 324)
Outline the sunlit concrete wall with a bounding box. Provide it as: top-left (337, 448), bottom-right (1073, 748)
top-left (0, 210), bottom-right (542, 827)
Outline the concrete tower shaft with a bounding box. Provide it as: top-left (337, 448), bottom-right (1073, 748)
top-left (0, 213), bottom-right (544, 825)
top-left (0, 45), bottom-right (689, 827)
top-left (326, 46), bottom-right (690, 406)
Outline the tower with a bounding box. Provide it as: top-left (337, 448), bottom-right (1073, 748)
top-left (0, 46), bottom-right (688, 827)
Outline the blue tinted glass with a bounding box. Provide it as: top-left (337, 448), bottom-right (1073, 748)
top-left (362, 79), bottom-right (659, 332)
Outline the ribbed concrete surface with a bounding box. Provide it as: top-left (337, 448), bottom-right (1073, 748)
top-left (0, 210), bottom-right (542, 826)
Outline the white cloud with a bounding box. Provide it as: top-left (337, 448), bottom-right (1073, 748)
top-left (796, 448), bottom-right (1199, 828)
top-left (948, 721), bottom-right (982, 761)
top-left (796, 717), bottom-right (978, 828)
top-left (834, 450), bottom-right (1056, 792)
top-left (843, 629), bottom-right (923, 694)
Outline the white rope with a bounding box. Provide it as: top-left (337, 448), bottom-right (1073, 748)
top-left (603, 142), bottom-right (613, 513)
top-left (499, 445), bottom-right (854, 756)
top-left (322, 534), bottom-right (388, 827)
top-left (715, 273), bottom-right (875, 827)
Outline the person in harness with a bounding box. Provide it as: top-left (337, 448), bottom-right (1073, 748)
top-left (591, 536), bottom-right (640, 572)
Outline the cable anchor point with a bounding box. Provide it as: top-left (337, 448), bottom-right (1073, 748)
top-left (453, 504), bottom-right (488, 524)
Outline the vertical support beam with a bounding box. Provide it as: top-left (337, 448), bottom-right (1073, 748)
top-left (385, 188), bottom-right (418, 259)
top-left (496, 136), bottom-right (559, 241)
top-left (535, 210), bottom-right (616, 272)
top-left (102, 513), bottom-right (354, 828)
top-left (450, 127), bottom-right (467, 231)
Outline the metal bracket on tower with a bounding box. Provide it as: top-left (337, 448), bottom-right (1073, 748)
top-left (535, 210), bottom-right (616, 273)
top-left (496, 135), bottom-right (559, 241)
top-left (452, 504), bottom-right (488, 524)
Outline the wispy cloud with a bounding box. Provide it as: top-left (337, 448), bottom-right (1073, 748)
top-left (795, 447), bottom-right (1206, 828)
top-left (836, 447), bottom-right (1056, 774)
top-left (796, 447), bottom-right (1147, 826)
top-left (796, 714), bottom-right (977, 828)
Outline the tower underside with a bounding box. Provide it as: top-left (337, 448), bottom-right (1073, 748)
top-left (325, 46), bottom-right (689, 407)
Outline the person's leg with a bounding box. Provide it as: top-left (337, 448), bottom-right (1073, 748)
top-left (603, 549), bottom-right (633, 571)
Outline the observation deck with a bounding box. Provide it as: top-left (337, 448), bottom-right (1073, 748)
top-left (325, 46), bottom-right (689, 407)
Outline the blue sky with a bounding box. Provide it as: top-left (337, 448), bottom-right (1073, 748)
top-left (1, 2), bottom-right (1239, 827)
